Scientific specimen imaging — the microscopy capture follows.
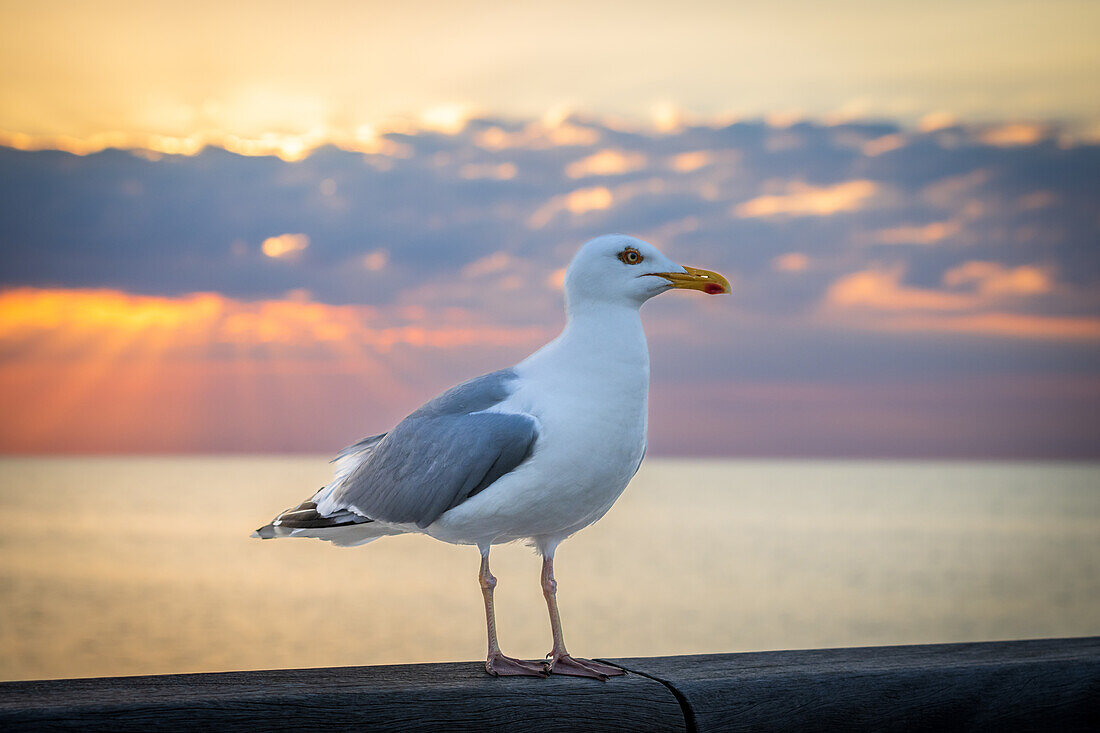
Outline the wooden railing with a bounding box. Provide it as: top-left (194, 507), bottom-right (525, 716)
top-left (1, 638), bottom-right (1097, 731)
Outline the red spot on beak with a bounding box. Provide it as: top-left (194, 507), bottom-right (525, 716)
top-left (704, 283), bottom-right (724, 295)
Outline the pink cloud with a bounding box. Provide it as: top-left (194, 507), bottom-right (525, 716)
top-left (772, 252), bottom-right (810, 272)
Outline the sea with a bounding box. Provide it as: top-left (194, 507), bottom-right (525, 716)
top-left (0, 457), bottom-right (1097, 681)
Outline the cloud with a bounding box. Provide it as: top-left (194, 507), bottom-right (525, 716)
top-left (862, 133), bottom-right (907, 156)
top-left (527, 186), bottom-right (614, 228)
top-left (826, 267), bottom-right (976, 312)
top-left (772, 252), bottom-right (809, 272)
top-left (822, 264), bottom-right (1094, 341)
top-left (261, 233), bottom-right (310, 259)
top-left (419, 105), bottom-right (474, 134)
top-left (459, 162), bottom-right (517, 180)
top-left (546, 267), bottom-right (567, 290)
top-left (565, 149), bottom-right (646, 178)
top-left (826, 261), bottom-right (1055, 313)
top-left (0, 287), bottom-right (549, 452)
top-left (473, 121), bottom-right (600, 150)
top-left (917, 112), bottom-right (958, 132)
top-left (873, 221), bottom-right (959, 245)
top-left (979, 123), bottom-right (1048, 147)
top-left (461, 251), bottom-right (514, 278)
top-left (1, 113), bottom-right (1098, 456)
top-left (668, 151), bottom-right (714, 172)
top-left (859, 312), bottom-right (1100, 341)
top-left (360, 249), bottom-right (389, 272)
top-left (0, 287), bottom-right (544, 353)
top-left (921, 170), bottom-right (990, 209)
top-left (734, 180), bottom-right (878, 218)
top-left (942, 261), bottom-right (1053, 296)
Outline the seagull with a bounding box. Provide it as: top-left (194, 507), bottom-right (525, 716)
top-left (254, 234), bottom-right (729, 679)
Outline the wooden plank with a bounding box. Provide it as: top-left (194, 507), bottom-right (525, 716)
top-left (4, 639), bottom-right (1096, 731)
top-left (0, 661), bottom-right (686, 732)
top-left (608, 637), bottom-right (1100, 732)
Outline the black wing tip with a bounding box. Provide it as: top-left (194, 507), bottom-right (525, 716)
top-left (255, 498), bottom-right (374, 536)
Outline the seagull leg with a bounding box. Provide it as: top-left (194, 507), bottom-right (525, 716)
top-left (540, 551), bottom-right (626, 679)
top-left (479, 548), bottom-right (546, 677)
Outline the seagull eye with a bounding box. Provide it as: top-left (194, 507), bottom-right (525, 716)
top-left (618, 248), bottom-right (644, 265)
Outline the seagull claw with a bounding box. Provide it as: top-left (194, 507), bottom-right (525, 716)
top-left (485, 653), bottom-right (548, 677)
top-left (544, 653), bottom-right (626, 680)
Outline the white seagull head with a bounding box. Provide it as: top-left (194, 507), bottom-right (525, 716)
top-left (563, 234), bottom-right (730, 311)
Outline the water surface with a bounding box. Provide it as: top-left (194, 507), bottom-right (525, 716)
top-left (1, 457), bottom-right (1097, 681)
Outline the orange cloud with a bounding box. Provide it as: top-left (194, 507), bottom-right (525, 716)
top-left (980, 123), bottom-right (1047, 147)
top-left (546, 267), bottom-right (567, 290)
top-left (0, 288), bottom-right (543, 353)
top-left (874, 220), bottom-right (959, 245)
top-left (917, 112), bottom-right (957, 132)
top-left (458, 162), bottom-right (517, 180)
top-left (668, 151), bottom-right (713, 172)
top-left (942, 261), bottom-right (1053, 296)
top-left (261, 233), bottom-right (310, 259)
top-left (877, 312), bottom-right (1100, 341)
top-left (474, 122), bottom-right (600, 151)
top-left (567, 186), bottom-right (614, 213)
top-left (826, 267), bottom-right (975, 311)
top-left (862, 133), bottom-right (907, 156)
top-left (822, 265), bottom-right (1096, 341)
top-left (0, 288), bottom-right (549, 453)
top-left (527, 186), bottom-right (614, 228)
top-left (0, 127), bottom-right (399, 162)
top-left (565, 149), bottom-right (646, 178)
top-left (734, 180), bottom-right (878, 218)
top-left (826, 262), bottom-right (1054, 314)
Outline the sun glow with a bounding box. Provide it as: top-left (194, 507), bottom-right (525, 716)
top-left (0, 288), bottom-right (547, 452)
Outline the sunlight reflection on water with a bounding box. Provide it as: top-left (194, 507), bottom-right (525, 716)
top-left (1, 457), bottom-right (1097, 681)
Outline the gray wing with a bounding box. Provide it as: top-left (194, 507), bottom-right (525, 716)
top-left (325, 369), bottom-right (538, 528)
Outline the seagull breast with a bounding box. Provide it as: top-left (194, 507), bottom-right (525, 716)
top-left (427, 299), bottom-right (651, 546)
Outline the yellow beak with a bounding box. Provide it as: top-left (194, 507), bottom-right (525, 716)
top-left (653, 266), bottom-right (731, 295)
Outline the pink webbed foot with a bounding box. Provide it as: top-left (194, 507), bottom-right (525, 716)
top-left (485, 652), bottom-right (548, 677)
top-left (545, 652), bottom-right (626, 680)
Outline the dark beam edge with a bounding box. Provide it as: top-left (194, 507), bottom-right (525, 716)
top-left (609, 637), bottom-right (1100, 733)
top-left (2, 638), bottom-right (1097, 732)
top-left (0, 660), bottom-right (686, 732)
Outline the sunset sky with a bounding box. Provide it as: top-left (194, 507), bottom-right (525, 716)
top-left (0, 1), bottom-right (1098, 456)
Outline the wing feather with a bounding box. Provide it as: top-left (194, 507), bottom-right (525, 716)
top-left (316, 369), bottom-right (538, 528)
